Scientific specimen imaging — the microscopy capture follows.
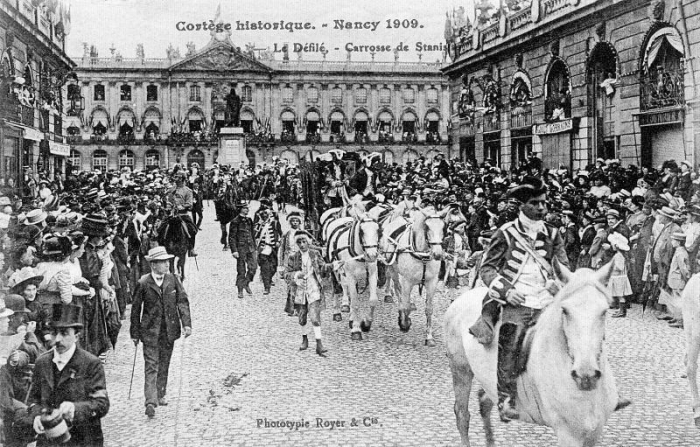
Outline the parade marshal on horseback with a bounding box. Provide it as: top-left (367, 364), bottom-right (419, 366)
top-left (165, 171), bottom-right (199, 258)
top-left (469, 176), bottom-right (568, 422)
top-left (445, 176), bottom-right (631, 447)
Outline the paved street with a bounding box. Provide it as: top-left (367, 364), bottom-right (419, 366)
top-left (102, 204), bottom-right (700, 446)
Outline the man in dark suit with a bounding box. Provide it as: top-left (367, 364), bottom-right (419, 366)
top-left (131, 246), bottom-right (192, 419)
top-left (229, 203), bottom-right (257, 298)
top-left (347, 152), bottom-right (381, 198)
top-left (26, 303), bottom-right (110, 446)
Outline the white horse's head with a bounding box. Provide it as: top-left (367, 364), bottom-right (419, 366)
top-left (357, 214), bottom-right (379, 262)
top-left (417, 209), bottom-right (445, 260)
top-left (553, 259), bottom-right (614, 392)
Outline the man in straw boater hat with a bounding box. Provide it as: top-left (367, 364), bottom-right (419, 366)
top-left (131, 247), bottom-right (192, 419)
top-left (284, 230), bottom-right (331, 357)
top-left (468, 176), bottom-right (571, 422)
top-left (25, 303), bottom-right (110, 446)
top-left (278, 211), bottom-right (304, 315)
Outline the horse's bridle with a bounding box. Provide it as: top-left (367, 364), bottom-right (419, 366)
top-left (424, 215), bottom-right (444, 247)
top-left (357, 216), bottom-right (378, 251)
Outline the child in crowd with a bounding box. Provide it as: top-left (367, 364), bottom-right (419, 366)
top-left (608, 233), bottom-right (632, 318)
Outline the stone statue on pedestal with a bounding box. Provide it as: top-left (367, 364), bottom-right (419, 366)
top-left (225, 85), bottom-right (241, 127)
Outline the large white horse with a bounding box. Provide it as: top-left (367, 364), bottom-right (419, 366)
top-left (381, 208), bottom-right (445, 346)
top-left (682, 273), bottom-right (700, 427)
top-left (444, 262), bottom-right (622, 447)
top-left (323, 213), bottom-right (381, 340)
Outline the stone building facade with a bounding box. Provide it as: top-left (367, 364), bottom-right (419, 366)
top-left (0, 0), bottom-right (75, 186)
top-left (443, 0), bottom-right (700, 171)
top-left (68, 26), bottom-right (449, 173)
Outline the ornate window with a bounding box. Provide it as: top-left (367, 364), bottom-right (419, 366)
top-left (120, 85), bottom-right (131, 101)
top-left (307, 87), bottom-right (319, 104)
top-left (426, 87), bottom-right (439, 105)
top-left (379, 87), bottom-right (391, 104)
top-left (94, 84), bottom-right (105, 101)
top-left (242, 85), bottom-right (253, 102)
top-left (331, 87), bottom-right (343, 104)
top-left (187, 149), bottom-right (205, 168)
top-left (68, 150), bottom-right (81, 170)
top-left (640, 26), bottom-right (685, 111)
top-left (92, 150), bottom-right (108, 171)
top-left (482, 75), bottom-right (500, 114)
top-left (145, 150), bottom-right (160, 170)
top-left (282, 86), bottom-right (294, 104)
top-left (189, 85), bottom-right (201, 102)
top-left (355, 87), bottom-right (367, 105)
top-left (146, 85), bottom-right (158, 101)
top-left (403, 88), bottom-right (415, 104)
top-left (118, 150), bottom-right (135, 170)
top-left (545, 60), bottom-right (571, 121)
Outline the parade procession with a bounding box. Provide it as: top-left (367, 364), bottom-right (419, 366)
top-left (3, 0), bottom-right (700, 445)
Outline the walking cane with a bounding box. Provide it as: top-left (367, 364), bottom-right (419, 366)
top-left (128, 343), bottom-right (138, 400)
top-left (194, 256), bottom-right (200, 271)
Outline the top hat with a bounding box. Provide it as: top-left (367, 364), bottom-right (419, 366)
top-left (145, 246), bottom-right (174, 262)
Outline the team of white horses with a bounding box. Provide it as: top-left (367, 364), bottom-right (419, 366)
top-left (315, 199), bottom-right (699, 446)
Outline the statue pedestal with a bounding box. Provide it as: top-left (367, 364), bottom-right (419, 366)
top-left (218, 127), bottom-right (248, 167)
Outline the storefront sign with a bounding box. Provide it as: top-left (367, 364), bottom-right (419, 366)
top-left (49, 141), bottom-right (70, 156)
top-left (636, 108), bottom-right (684, 127)
top-left (532, 118), bottom-right (575, 135)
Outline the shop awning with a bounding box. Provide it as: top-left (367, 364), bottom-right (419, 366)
top-left (401, 112), bottom-right (417, 122)
top-left (5, 122), bottom-right (43, 141)
top-left (330, 111), bottom-right (344, 121)
top-left (355, 111), bottom-right (368, 121)
top-left (281, 110), bottom-right (295, 121)
top-left (306, 110), bottom-right (320, 121)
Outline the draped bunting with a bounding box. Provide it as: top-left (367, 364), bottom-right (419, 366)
top-left (644, 28), bottom-right (684, 70)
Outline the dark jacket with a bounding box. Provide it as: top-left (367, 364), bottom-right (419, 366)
top-left (130, 273), bottom-right (192, 346)
top-left (228, 214), bottom-right (256, 254)
top-left (26, 347), bottom-right (109, 447)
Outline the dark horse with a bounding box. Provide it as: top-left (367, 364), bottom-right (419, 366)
top-left (156, 214), bottom-right (194, 281)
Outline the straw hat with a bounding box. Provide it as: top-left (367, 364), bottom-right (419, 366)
top-left (7, 267), bottom-right (44, 294)
top-left (24, 209), bottom-right (47, 226)
top-left (145, 246), bottom-right (174, 262)
top-left (658, 206), bottom-right (679, 219)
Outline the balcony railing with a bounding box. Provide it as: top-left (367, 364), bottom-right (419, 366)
top-left (305, 133), bottom-right (321, 144)
top-left (640, 64), bottom-right (685, 111)
top-left (280, 132), bottom-right (296, 144)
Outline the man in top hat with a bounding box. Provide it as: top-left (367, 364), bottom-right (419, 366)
top-left (229, 202), bottom-right (257, 299)
top-left (347, 153), bottom-right (381, 199)
top-left (131, 247), bottom-right (191, 419)
top-left (26, 303), bottom-right (110, 446)
top-left (165, 171), bottom-right (198, 257)
top-left (284, 230), bottom-right (331, 357)
top-left (279, 211), bottom-right (303, 315)
top-left (469, 176), bottom-right (570, 422)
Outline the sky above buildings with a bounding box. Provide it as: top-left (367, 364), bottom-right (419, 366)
top-left (66, 0), bottom-right (485, 62)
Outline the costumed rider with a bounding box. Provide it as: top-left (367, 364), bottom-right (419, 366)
top-left (325, 149), bottom-right (347, 208)
top-left (284, 230), bottom-right (332, 357)
top-left (166, 171), bottom-right (199, 257)
top-left (469, 177), bottom-right (569, 422)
